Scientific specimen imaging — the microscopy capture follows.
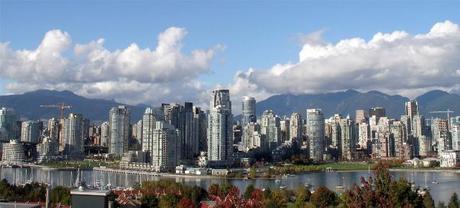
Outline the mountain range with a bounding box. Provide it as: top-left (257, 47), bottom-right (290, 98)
top-left (256, 89), bottom-right (460, 119)
top-left (0, 89), bottom-right (458, 122)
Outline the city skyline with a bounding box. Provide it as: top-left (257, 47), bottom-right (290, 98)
top-left (1, 1), bottom-right (460, 109)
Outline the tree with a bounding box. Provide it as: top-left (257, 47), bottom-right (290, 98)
top-left (244, 184), bottom-right (256, 199)
top-left (270, 189), bottom-right (289, 208)
top-left (294, 186), bottom-right (311, 207)
top-left (177, 198), bottom-right (195, 208)
top-left (141, 195), bottom-right (158, 208)
top-left (50, 186), bottom-right (71, 205)
top-left (449, 193), bottom-right (459, 208)
top-left (159, 195), bottom-right (179, 208)
top-left (423, 191), bottom-right (435, 208)
top-left (310, 186), bottom-right (337, 208)
top-left (248, 167), bottom-right (257, 179)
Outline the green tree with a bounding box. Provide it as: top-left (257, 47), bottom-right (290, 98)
top-left (141, 195), bottom-right (158, 208)
top-left (248, 167), bottom-right (257, 179)
top-left (449, 193), bottom-right (459, 208)
top-left (244, 184), bottom-right (256, 199)
top-left (158, 195), bottom-right (179, 208)
top-left (293, 186), bottom-right (311, 207)
top-left (310, 186), bottom-right (337, 208)
top-left (271, 189), bottom-right (289, 208)
top-left (423, 191), bottom-right (435, 208)
top-left (50, 186), bottom-right (71, 205)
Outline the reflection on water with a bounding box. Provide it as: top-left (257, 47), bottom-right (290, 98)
top-left (1, 167), bottom-right (459, 203)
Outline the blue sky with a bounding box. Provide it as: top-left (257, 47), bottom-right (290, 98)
top-left (1, 0), bottom-right (460, 105)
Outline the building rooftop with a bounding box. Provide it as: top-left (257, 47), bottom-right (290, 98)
top-left (71, 188), bottom-right (111, 196)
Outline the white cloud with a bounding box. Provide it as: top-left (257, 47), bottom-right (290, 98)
top-left (229, 20), bottom-right (460, 101)
top-left (0, 27), bottom-right (220, 106)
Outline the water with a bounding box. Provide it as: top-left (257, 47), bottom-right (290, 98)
top-left (1, 167), bottom-right (459, 203)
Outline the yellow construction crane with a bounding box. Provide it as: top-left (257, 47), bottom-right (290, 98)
top-left (40, 103), bottom-right (72, 120)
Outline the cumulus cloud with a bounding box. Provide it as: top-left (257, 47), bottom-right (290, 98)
top-left (229, 20), bottom-right (460, 102)
top-left (0, 27), bottom-right (219, 106)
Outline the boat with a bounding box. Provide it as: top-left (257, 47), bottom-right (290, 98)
top-left (275, 179), bottom-right (281, 183)
top-left (280, 185), bottom-right (287, 190)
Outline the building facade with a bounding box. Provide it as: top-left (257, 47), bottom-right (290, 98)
top-left (306, 109), bottom-right (325, 161)
top-left (109, 106), bottom-right (130, 155)
top-left (207, 89), bottom-right (233, 166)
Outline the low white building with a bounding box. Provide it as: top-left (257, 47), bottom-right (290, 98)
top-left (440, 150), bottom-right (460, 168)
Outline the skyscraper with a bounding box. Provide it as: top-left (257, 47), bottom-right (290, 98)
top-left (142, 107), bottom-right (156, 160)
top-left (242, 96), bottom-right (256, 127)
top-left (149, 121), bottom-right (180, 171)
top-left (20, 120), bottom-right (41, 143)
top-left (109, 106), bottom-right (130, 155)
top-left (432, 118), bottom-right (451, 154)
top-left (340, 117), bottom-right (356, 160)
top-left (405, 100), bottom-right (419, 120)
top-left (63, 113), bottom-right (84, 156)
top-left (289, 112), bottom-right (302, 142)
top-left (306, 109), bottom-right (325, 161)
top-left (207, 89), bottom-right (233, 166)
top-left (0, 107), bottom-right (19, 141)
top-left (355, 109), bottom-right (367, 123)
top-left (100, 122), bottom-right (109, 147)
top-left (451, 124), bottom-right (460, 151)
top-left (260, 110), bottom-right (281, 150)
top-left (47, 118), bottom-right (60, 142)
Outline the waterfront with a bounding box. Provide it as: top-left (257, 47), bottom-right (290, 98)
top-left (1, 167), bottom-right (459, 203)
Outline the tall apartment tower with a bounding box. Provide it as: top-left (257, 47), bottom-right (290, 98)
top-left (109, 106), bottom-right (130, 155)
top-left (47, 118), bottom-right (60, 142)
top-left (207, 89), bottom-right (233, 166)
top-left (63, 113), bottom-right (84, 156)
top-left (149, 121), bottom-right (180, 171)
top-left (306, 109), bottom-right (325, 161)
top-left (405, 100), bottom-right (419, 120)
top-left (260, 110), bottom-right (281, 150)
top-left (355, 109), bottom-right (368, 123)
top-left (242, 96), bottom-right (256, 127)
top-left (289, 112), bottom-right (302, 142)
top-left (142, 107), bottom-right (156, 161)
top-left (432, 118), bottom-right (451, 154)
top-left (340, 118), bottom-right (356, 160)
top-left (100, 122), bottom-right (109, 147)
top-left (0, 107), bottom-right (19, 141)
top-left (20, 120), bottom-right (41, 143)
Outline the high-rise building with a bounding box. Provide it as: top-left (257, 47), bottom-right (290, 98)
top-left (0, 107), bottom-right (19, 141)
top-left (405, 100), bottom-right (419, 120)
top-left (369, 107), bottom-right (386, 120)
top-left (37, 136), bottom-right (59, 163)
top-left (100, 122), bottom-right (109, 147)
top-left (260, 110), bottom-right (281, 150)
top-left (183, 102), bottom-right (199, 161)
top-left (193, 107), bottom-right (207, 152)
top-left (149, 121), bottom-right (180, 171)
top-left (63, 113), bottom-right (84, 156)
top-left (242, 122), bottom-right (265, 151)
top-left (340, 118), bottom-right (356, 160)
top-left (47, 118), bottom-right (60, 142)
top-left (109, 106), bottom-right (130, 155)
top-left (280, 118), bottom-right (290, 143)
top-left (20, 120), bottom-right (41, 143)
top-left (355, 110), bottom-right (367, 123)
top-left (207, 89), bottom-right (233, 166)
top-left (306, 109), bottom-right (325, 161)
top-left (451, 124), bottom-right (460, 151)
top-left (432, 118), bottom-right (451, 154)
top-left (242, 96), bottom-right (256, 127)
top-left (289, 113), bottom-right (302, 142)
top-left (1, 140), bottom-right (25, 165)
top-left (142, 107), bottom-right (156, 160)
top-left (358, 122), bottom-right (370, 149)
top-left (390, 121), bottom-right (408, 159)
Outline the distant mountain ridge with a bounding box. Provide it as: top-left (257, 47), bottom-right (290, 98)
top-left (0, 89), bottom-right (458, 122)
top-left (0, 90), bottom-right (147, 122)
top-left (255, 89), bottom-right (460, 119)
